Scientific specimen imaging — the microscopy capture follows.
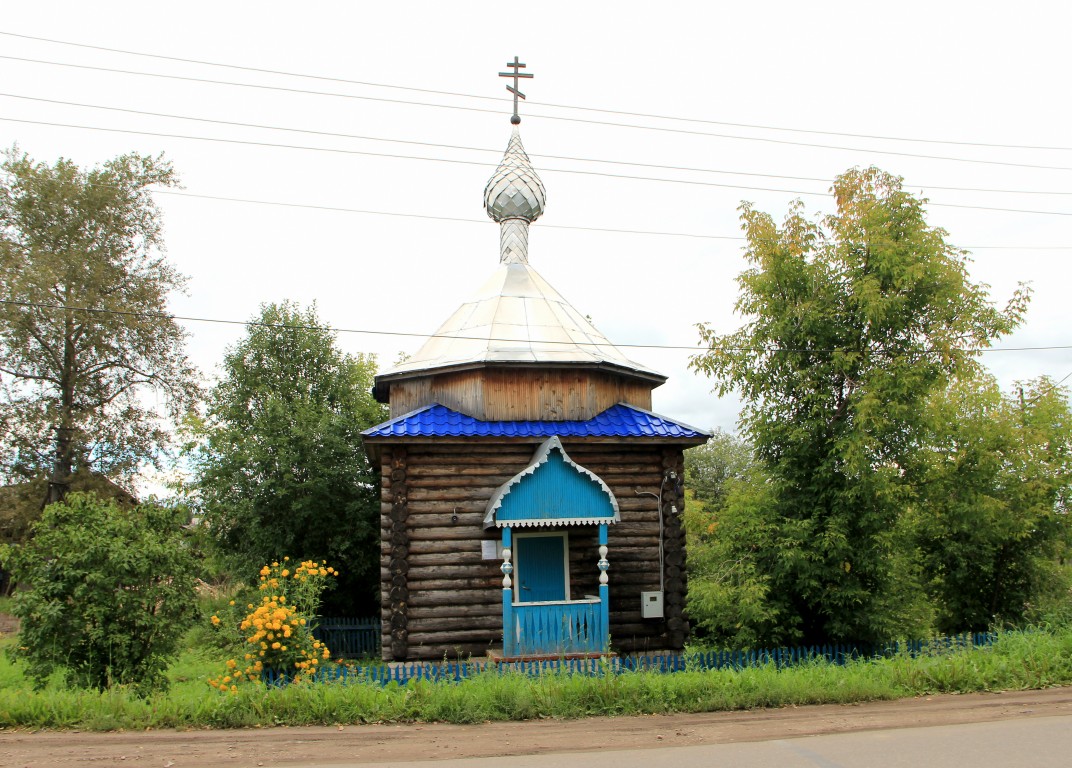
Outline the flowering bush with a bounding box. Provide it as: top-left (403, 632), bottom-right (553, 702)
top-left (208, 558), bottom-right (337, 691)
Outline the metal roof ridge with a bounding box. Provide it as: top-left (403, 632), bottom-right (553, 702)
top-left (608, 402), bottom-right (713, 437)
top-left (359, 403), bottom-right (439, 436)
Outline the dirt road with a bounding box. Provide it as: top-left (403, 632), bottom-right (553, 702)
top-left (1, 687), bottom-right (1069, 768)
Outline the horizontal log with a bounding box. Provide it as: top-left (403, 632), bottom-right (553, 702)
top-left (408, 551), bottom-right (487, 567)
top-left (409, 615), bottom-right (502, 632)
top-left (406, 644), bottom-right (492, 661)
top-left (406, 629), bottom-right (501, 645)
top-left (404, 500), bottom-right (489, 514)
top-left (611, 622), bottom-right (666, 635)
top-left (408, 591), bottom-right (500, 607)
top-left (409, 451), bottom-right (532, 464)
top-left (405, 575), bottom-right (501, 590)
top-left (408, 465), bottom-right (525, 478)
top-left (408, 512), bottom-right (487, 527)
top-left (406, 476), bottom-right (510, 490)
top-left (407, 539), bottom-right (501, 556)
top-left (408, 527), bottom-right (491, 541)
top-left (408, 487), bottom-right (497, 502)
top-left (407, 603), bottom-right (503, 620)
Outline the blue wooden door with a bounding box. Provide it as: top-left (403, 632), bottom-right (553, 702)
top-left (517, 535), bottom-right (566, 603)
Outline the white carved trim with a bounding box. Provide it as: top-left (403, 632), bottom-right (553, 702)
top-left (483, 436), bottom-right (620, 529)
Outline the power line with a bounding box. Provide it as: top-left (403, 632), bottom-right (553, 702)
top-left (3, 28), bottom-right (1070, 154)
top-left (4, 116), bottom-right (1072, 219)
top-left (5, 92), bottom-right (1072, 198)
top-left (3, 298), bottom-right (1071, 356)
top-left (4, 54), bottom-right (1072, 173)
top-left (157, 190), bottom-right (1072, 250)
top-left (156, 191), bottom-right (744, 241)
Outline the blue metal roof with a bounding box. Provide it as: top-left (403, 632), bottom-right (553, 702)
top-left (362, 403), bottom-right (708, 440)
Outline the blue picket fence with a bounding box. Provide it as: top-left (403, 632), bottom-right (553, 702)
top-left (262, 631), bottom-right (997, 687)
top-left (312, 617), bottom-right (381, 659)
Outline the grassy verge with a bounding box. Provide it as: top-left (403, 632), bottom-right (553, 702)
top-left (0, 626), bottom-right (1070, 731)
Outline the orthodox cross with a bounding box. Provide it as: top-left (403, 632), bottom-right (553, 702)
top-left (499, 56), bottom-right (533, 125)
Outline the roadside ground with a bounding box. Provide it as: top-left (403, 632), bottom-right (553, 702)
top-left (1, 686), bottom-right (1069, 767)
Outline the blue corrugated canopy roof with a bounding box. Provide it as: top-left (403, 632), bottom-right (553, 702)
top-left (362, 403), bottom-right (709, 440)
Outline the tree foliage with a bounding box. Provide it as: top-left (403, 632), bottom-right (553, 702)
top-left (0, 492), bottom-right (198, 693)
top-left (689, 168), bottom-right (1029, 645)
top-left (684, 429), bottom-right (756, 511)
top-left (907, 375), bottom-right (1072, 631)
top-left (194, 301), bottom-right (387, 615)
top-left (0, 148), bottom-right (198, 502)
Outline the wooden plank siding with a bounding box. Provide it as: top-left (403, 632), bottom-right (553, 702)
top-left (388, 368), bottom-right (654, 420)
top-left (378, 442), bottom-right (687, 661)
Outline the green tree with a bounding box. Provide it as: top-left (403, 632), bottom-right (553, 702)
top-left (908, 375), bottom-right (1072, 632)
top-left (0, 492), bottom-right (198, 693)
top-left (684, 429), bottom-right (755, 510)
top-left (194, 301), bottom-right (387, 615)
top-left (690, 168), bottom-right (1027, 645)
top-left (0, 149), bottom-right (198, 503)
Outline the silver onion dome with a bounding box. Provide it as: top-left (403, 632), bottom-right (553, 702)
top-left (484, 127), bottom-right (546, 223)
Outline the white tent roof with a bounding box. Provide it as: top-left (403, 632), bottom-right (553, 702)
top-left (381, 262), bottom-right (664, 382)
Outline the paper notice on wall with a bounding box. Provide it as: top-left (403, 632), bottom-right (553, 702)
top-left (481, 539), bottom-right (498, 560)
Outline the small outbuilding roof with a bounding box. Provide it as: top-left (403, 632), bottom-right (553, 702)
top-left (362, 402), bottom-right (709, 440)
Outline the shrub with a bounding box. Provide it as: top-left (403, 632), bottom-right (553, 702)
top-left (0, 492), bottom-right (198, 693)
top-left (208, 558), bottom-right (336, 690)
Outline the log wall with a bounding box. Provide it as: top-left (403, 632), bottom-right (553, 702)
top-left (388, 369), bottom-right (654, 421)
top-left (378, 440), bottom-right (688, 661)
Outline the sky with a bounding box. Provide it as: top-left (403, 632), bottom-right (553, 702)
top-left (2, 1), bottom-right (1070, 487)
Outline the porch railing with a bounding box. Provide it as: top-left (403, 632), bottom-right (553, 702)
top-left (507, 597), bottom-right (607, 657)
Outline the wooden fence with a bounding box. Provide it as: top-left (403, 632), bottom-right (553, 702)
top-left (313, 617), bottom-right (381, 659)
top-left (264, 630), bottom-right (997, 687)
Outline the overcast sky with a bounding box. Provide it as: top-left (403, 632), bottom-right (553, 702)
top-left (3, 2), bottom-right (1070, 461)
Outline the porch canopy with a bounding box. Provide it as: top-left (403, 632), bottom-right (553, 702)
top-left (483, 436), bottom-right (619, 529)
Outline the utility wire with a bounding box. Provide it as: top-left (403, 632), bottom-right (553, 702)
top-left (4, 54), bottom-right (1072, 173)
top-left (3, 116), bottom-right (1072, 218)
top-left (157, 190), bottom-right (1072, 250)
top-left (3, 299), bottom-right (1071, 355)
top-left (4, 92), bottom-right (1071, 198)
top-left (156, 191), bottom-right (745, 241)
top-left (3, 29), bottom-right (1070, 153)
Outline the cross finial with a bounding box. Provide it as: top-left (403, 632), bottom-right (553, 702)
top-left (499, 56), bottom-right (533, 125)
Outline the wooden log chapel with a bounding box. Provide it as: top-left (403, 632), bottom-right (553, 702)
top-left (361, 60), bottom-right (709, 662)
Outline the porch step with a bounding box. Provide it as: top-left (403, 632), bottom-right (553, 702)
top-left (485, 648), bottom-right (617, 664)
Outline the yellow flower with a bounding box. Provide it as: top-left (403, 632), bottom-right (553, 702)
top-left (210, 615), bottom-right (221, 626)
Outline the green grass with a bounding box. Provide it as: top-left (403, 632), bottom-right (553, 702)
top-left (0, 626), bottom-right (1070, 731)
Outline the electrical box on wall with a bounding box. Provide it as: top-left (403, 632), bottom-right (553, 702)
top-left (640, 590), bottom-right (664, 618)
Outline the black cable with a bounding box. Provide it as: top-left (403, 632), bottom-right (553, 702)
top-left (3, 299), bottom-right (1071, 356)
top-left (4, 29), bottom-right (1070, 153)
top-left (4, 92), bottom-right (1070, 198)
top-left (4, 54), bottom-right (1072, 173)
top-left (3, 117), bottom-right (1072, 218)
